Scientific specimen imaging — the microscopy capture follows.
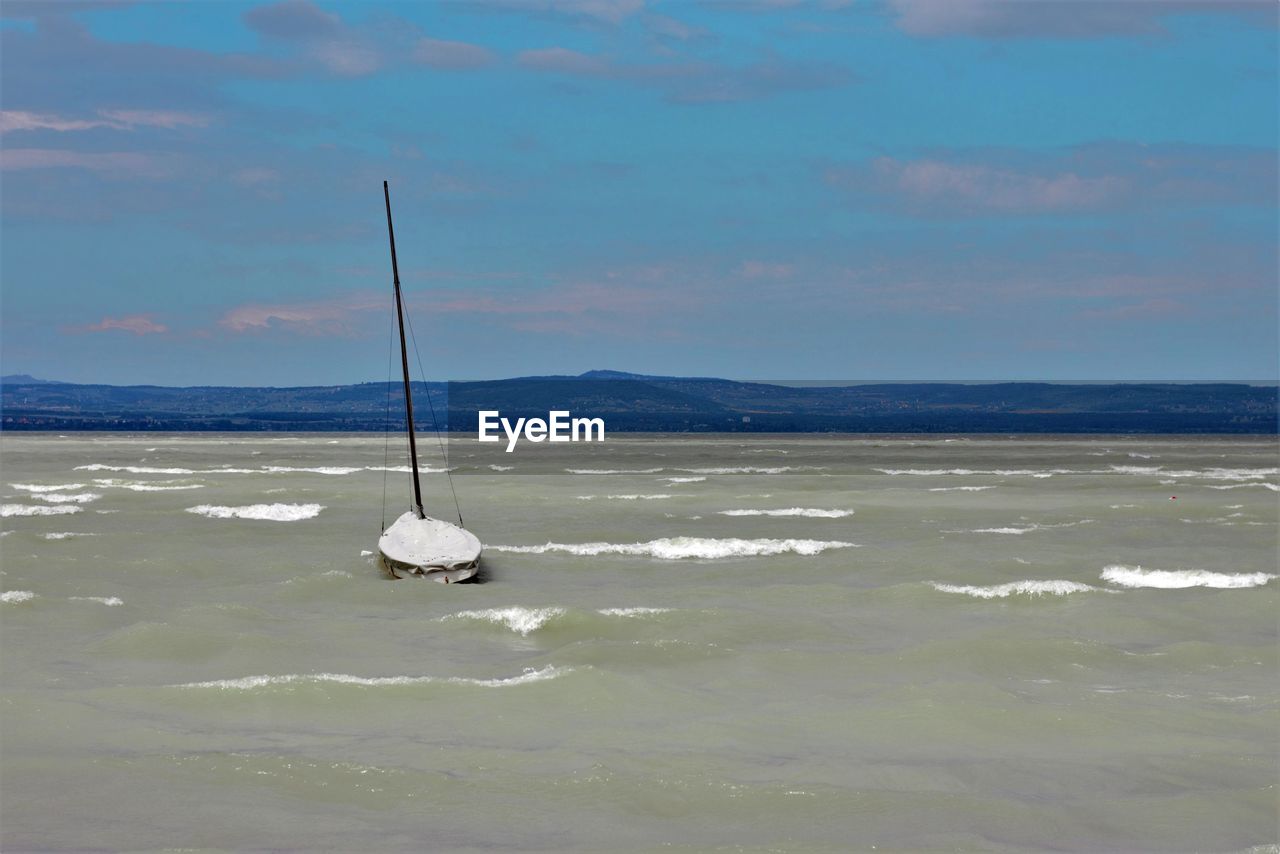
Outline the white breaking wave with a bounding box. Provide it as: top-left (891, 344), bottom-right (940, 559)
top-left (12, 483), bottom-right (87, 493)
top-left (664, 476), bottom-right (707, 483)
top-left (92, 478), bottom-right (204, 491)
top-left (1207, 483), bottom-right (1279, 491)
top-left (43, 532), bottom-right (96, 540)
top-left (1, 590), bottom-right (35, 604)
top-left (173, 665), bottom-right (567, 690)
top-left (969, 520), bottom-right (1094, 535)
top-left (1109, 465), bottom-right (1278, 481)
top-left (489, 465), bottom-right (513, 471)
top-left (718, 508), bottom-right (852, 518)
top-left (597, 607), bottom-right (672, 617)
top-left (931, 580), bottom-right (1102, 598)
top-left (1101, 565), bottom-right (1277, 589)
top-left (598, 494), bottom-right (674, 501)
top-left (877, 468), bottom-right (1063, 477)
top-left (34, 492), bottom-right (101, 504)
top-left (444, 606), bottom-right (565, 636)
top-left (76, 464), bottom-right (200, 474)
top-left (185, 503), bottom-right (325, 521)
top-left (78, 463), bottom-right (437, 477)
top-left (1, 504), bottom-right (83, 517)
top-left (69, 596), bottom-right (123, 606)
top-left (566, 468), bottom-right (664, 474)
top-left (675, 466), bottom-right (801, 474)
top-left (928, 486), bottom-right (997, 492)
top-left (490, 537), bottom-right (858, 560)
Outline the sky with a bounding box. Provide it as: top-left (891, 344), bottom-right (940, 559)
top-left (1, 0), bottom-right (1276, 386)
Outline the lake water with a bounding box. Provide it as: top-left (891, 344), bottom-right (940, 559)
top-left (1, 433), bottom-right (1277, 851)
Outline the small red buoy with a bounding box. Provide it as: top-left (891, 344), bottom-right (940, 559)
top-left (1170, 496), bottom-right (1177, 500)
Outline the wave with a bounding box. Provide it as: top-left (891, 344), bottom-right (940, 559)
top-left (664, 476), bottom-right (706, 483)
top-left (718, 508), bottom-right (852, 518)
top-left (77, 463), bottom-right (444, 477)
top-left (92, 478), bottom-right (204, 491)
top-left (931, 580), bottom-right (1102, 598)
top-left (1, 590), bottom-right (35, 604)
top-left (877, 468), bottom-right (1060, 477)
top-left (444, 606), bottom-right (565, 636)
top-left (1207, 483), bottom-right (1279, 492)
top-left (490, 537), bottom-right (858, 560)
top-left (1, 504), bottom-right (83, 517)
top-left (489, 465), bottom-right (514, 472)
top-left (76, 464), bottom-right (201, 474)
top-left (43, 532), bottom-right (96, 540)
top-left (967, 520), bottom-right (1094, 535)
top-left (1109, 465), bottom-right (1277, 481)
top-left (582, 494), bottom-right (674, 501)
top-left (68, 596), bottom-right (123, 606)
top-left (1101, 565), bottom-right (1277, 589)
top-left (172, 665), bottom-right (567, 690)
top-left (928, 486), bottom-right (997, 492)
top-left (597, 607), bottom-right (672, 617)
top-left (12, 482), bottom-right (86, 492)
top-left (566, 468), bottom-right (664, 474)
top-left (185, 503), bottom-right (325, 521)
top-left (675, 466), bottom-right (803, 474)
top-left (34, 492), bottom-right (101, 504)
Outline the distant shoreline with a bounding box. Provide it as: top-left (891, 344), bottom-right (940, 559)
top-left (3, 375), bottom-right (1276, 434)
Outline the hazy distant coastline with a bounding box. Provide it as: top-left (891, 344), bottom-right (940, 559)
top-left (3, 372), bottom-right (1275, 434)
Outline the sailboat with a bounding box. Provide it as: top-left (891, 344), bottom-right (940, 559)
top-left (377, 181), bottom-right (483, 582)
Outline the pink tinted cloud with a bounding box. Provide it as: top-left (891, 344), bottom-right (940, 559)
top-left (868, 157), bottom-right (1126, 213)
top-left (517, 47), bottom-right (610, 76)
top-left (413, 37), bottom-right (496, 69)
top-left (71, 315), bottom-right (169, 336)
top-left (219, 293), bottom-right (383, 336)
top-left (0, 109), bottom-right (210, 134)
top-left (825, 144), bottom-right (1275, 216)
top-left (0, 149), bottom-right (176, 178)
top-left (470, 0), bottom-right (644, 26)
top-left (889, 0), bottom-right (1276, 39)
top-left (1076, 299), bottom-right (1190, 322)
top-left (218, 276), bottom-right (693, 338)
top-left (96, 109), bottom-right (210, 129)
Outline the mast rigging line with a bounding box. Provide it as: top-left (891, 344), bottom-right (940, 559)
top-left (382, 180), bottom-right (465, 529)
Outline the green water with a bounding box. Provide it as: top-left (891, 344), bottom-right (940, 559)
top-left (1, 433), bottom-right (1276, 851)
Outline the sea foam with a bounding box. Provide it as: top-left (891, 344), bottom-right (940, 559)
top-left (1, 590), bottom-right (35, 604)
top-left (1101, 565), bottom-right (1277, 589)
top-left (34, 492), bottom-right (102, 504)
top-left (490, 537), bottom-right (858, 559)
top-left (444, 606), bottom-right (565, 635)
top-left (12, 483), bottom-right (87, 493)
top-left (718, 508), bottom-right (852, 518)
top-left (185, 503), bottom-right (325, 521)
top-left (597, 607), bottom-right (672, 617)
top-left (93, 478), bottom-right (204, 491)
top-left (173, 665), bottom-right (566, 690)
top-left (931, 580), bottom-right (1101, 598)
top-left (1, 504), bottom-right (83, 517)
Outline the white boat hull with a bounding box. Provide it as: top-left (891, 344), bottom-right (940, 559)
top-left (378, 511), bottom-right (482, 582)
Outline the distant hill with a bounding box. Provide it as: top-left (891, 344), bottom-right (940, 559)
top-left (0, 374), bottom-right (63, 385)
top-left (1, 372), bottom-right (1276, 433)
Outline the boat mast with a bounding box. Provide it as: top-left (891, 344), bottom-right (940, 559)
top-left (383, 181), bottom-right (425, 520)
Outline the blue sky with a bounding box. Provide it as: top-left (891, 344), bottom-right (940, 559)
top-left (1, 0), bottom-right (1276, 385)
